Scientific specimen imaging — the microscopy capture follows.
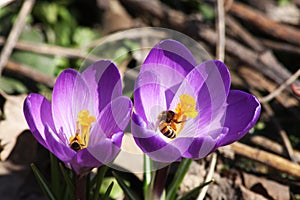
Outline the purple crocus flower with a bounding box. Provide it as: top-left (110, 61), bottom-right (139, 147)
top-left (24, 60), bottom-right (132, 174)
top-left (132, 39), bottom-right (261, 163)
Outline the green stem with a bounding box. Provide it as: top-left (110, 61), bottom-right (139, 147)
top-left (75, 174), bottom-right (86, 200)
top-left (143, 154), bottom-right (153, 199)
top-left (152, 165), bottom-right (170, 200)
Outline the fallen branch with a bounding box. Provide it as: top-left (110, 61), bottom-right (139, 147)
top-left (120, 0), bottom-right (299, 86)
top-left (5, 60), bottom-right (55, 87)
top-left (0, 37), bottom-right (100, 62)
top-left (198, 28), bottom-right (298, 85)
top-left (260, 68), bottom-right (300, 103)
top-left (229, 2), bottom-right (300, 46)
top-left (261, 39), bottom-right (300, 55)
top-left (230, 142), bottom-right (300, 178)
top-left (248, 135), bottom-right (300, 163)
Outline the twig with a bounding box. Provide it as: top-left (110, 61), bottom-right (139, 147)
top-left (248, 135), bottom-right (300, 163)
top-left (252, 88), bottom-right (296, 163)
top-left (260, 68), bottom-right (300, 103)
top-left (230, 142), bottom-right (300, 178)
top-left (196, 153), bottom-right (217, 200)
top-left (216, 0), bottom-right (225, 61)
top-left (261, 39), bottom-right (300, 55)
top-left (229, 2), bottom-right (300, 46)
top-left (198, 28), bottom-right (298, 85)
top-left (196, 1), bottom-right (225, 197)
top-left (120, 0), bottom-right (299, 85)
top-left (225, 16), bottom-right (264, 52)
top-left (0, 37), bottom-right (100, 62)
top-left (0, 0), bottom-right (35, 75)
top-left (262, 100), bottom-right (297, 163)
top-left (237, 67), bottom-right (299, 109)
top-left (5, 60), bottom-right (55, 87)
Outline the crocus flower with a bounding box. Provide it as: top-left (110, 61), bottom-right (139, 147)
top-left (132, 39), bottom-right (261, 163)
top-left (24, 60), bottom-right (132, 174)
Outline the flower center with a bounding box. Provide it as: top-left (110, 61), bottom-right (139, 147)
top-left (69, 110), bottom-right (96, 151)
top-left (157, 94), bottom-right (198, 139)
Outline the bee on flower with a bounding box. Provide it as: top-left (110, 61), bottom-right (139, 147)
top-left (24, 60), bottom-right (132, 174)
top-left (131, 39), bottom-right (261, 163)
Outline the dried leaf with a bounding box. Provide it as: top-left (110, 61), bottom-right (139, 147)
top-left (239, 185), bottom-right (268, 200)
top-left (0, 94), bottom-right (28, 161)
top-left (243, 172), bottom-right (290, 200)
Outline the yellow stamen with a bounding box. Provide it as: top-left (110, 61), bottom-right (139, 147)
top-left (172, 94), bottom-right (198, 136)
top-left (175, 94), bottom-right (198, 119)
top-left (69, 110), bottom-right (96, 150)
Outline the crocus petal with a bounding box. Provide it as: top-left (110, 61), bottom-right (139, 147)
top-left (72, 149), bottom-right (101, 174)
top-left (89, 96), bottom-right (132, 146)
top-left (182, 127), bottom-right (228, 158)
top-left (134, 83), bottom-right (167, 123)
top-left (133, 130), bottom-right (181, 163)
top-left (88, 135), bottom-right (122, 165)
top-left (44, 125), bottom-right (76, 163)
top-left (186, 60), bottom-right (230, 111)
top-left (82, 60), bottom-right (122, 113)
top-left (23, 94), bottom-right (55, 147)
top-left (217, 90), bottom-right (261, 146)
top-left (52, 69), bottom-right (92, 140)
top-left (142, 39), bottom-right (196, 80)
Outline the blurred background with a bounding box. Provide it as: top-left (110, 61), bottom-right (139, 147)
top-left (0, 0), bottom-right (300, 199)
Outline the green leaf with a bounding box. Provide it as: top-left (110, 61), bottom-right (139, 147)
top-left (11, 51), bottom-right (58, 76)
top-left (102, 182), bottom-right (114, 200)
top-left (198, 3), bottom-right (215, 21)
top-left (112, 171), bottom-right (139, 200)
top-left (73, 27), bottom-right (98, 47)
top-left (50, 153), bottom-right (60, 197)
top-left (19, 28), bottom-right (44, 43)
top-left (34, 2), bottom-right (58, 24)
top-left (53, 21), bottom-right (72, 46)
top-left (59, 162), bottom-right (75, 199)
top-left (92, 165), bottom-right (108, 200)
top-left (177, 179), bottom-right (214, 200)
top-left (166, 159), bottom-right (192, 200)
top-left (100, 178), bottom-right (124, 199)
top-left (0, 77), bottom-right (27, 94)
top-left (31, 163), bottom-right (57, 200)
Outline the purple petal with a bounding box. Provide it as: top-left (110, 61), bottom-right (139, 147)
top-left (71, 149), bottom-right (101, 174)
top-left (23, 94), bottom-right (55, 148)
top-left (82, 60), bottom-right (122, 113)
top-left (181, 60), bottom-right (231, 127)
top-left (182, 127), bottom-right (228, 158)
top-left (89, 96), bottom-right (132, 146)
top-left (218, 90), bottom-right (261, 146)
top-left (134, 83), bottom-right (167, 123)
top-left (52, 69), bottom-right (92, 139)
top-left (44, 125), bottom-right (75, 163)
top-left (138, 64), bottom-right (187, 90)
top-left (186, 60), bottom-right (230, 95)
top-left (141, 39), bottom-right (196, 80)
top-left (87, 133), bottom-right (123, 165)
top-left (189, 60), bottom-right (230, 110)
top-left (132, 113), bottom-right (194, 162)
top-left (182, 137), bottom-right (216, 159)
top-left (133, 132), bottom-right (183, 163)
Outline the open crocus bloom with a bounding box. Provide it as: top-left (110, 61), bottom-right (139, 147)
top-left (24, 60), bottom-right (132, 174)
top-left (132, 39), bottom-right (261, 163)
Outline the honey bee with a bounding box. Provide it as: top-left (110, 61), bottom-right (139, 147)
top-left (69, 127), bottom-right (85, 152)
top-left (157, 110), bottom-right (185, 139)
top-left (69, 136), bottom-right (82, 152)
